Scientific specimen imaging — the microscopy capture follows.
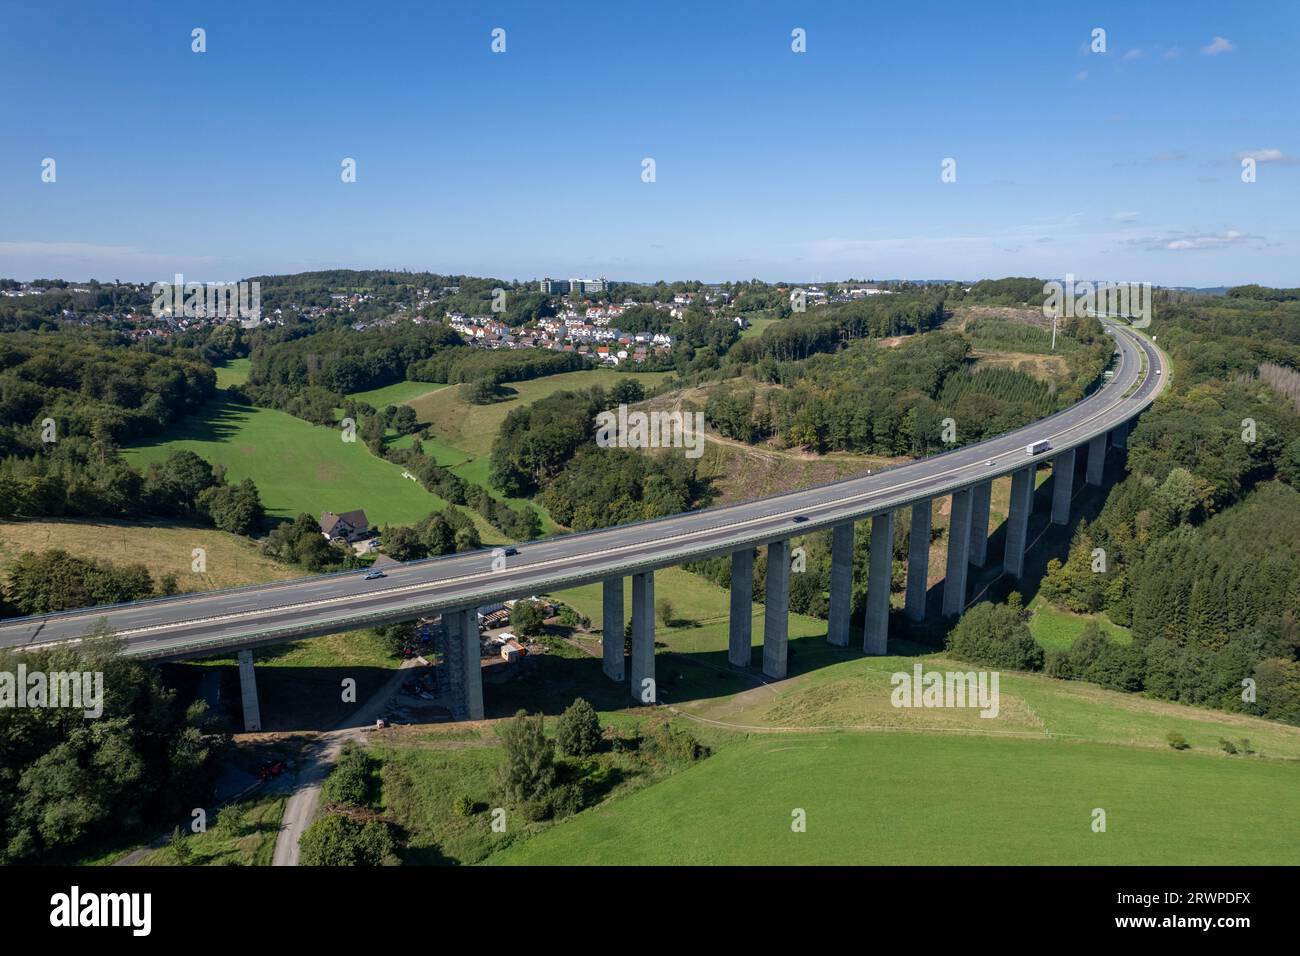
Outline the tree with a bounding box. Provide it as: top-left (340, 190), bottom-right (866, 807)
top-left (298, 813), bottom-right (394, 866)
top-left (5, 550), bottom-right (156, 614)
top-left (1278, 437), bottom-right (1300, 488)
top-left (0, 636), bottom-right (227, 864)
top-left (945, 601), bottom-right (1045, 671)
top-left (1253, 658), bottom-right (1300, 724)
top-left (151, 450), bottom-right (218, 514)
top-left (198, 478), bottom-right (264, 534)
top-left (381, 525), bottom-right (427, 561)
top-left (656, 598), bottom-right (675, 627)
top-left (494, 710), bottom-right (558, 818)
top-left (1083, 643), bottom-right (1146, 692)
top-left (511, 600), bottom-right (547, 637)
top-left (556, 698), bottom-right (602, 757)
top-left (391, 405), bottom-right (419, 435)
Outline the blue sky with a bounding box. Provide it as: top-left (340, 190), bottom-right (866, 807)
top-left (1, 0), bottom-right (1296, 286)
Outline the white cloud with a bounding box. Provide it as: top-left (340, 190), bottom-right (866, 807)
top-left (1123, 48), bottom-right (1143, 60)
top-left (1160, 230), bottom-right (1261, 251)
top-left (0, 241), bottom-right (227, 282)
top-left (1235, 148), bottom-right (1297, 164)
top-left (1201, 36), bottom-right (1236, 55)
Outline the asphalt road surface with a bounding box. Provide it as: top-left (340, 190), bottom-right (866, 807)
top-left (0, 321), bottom-right (1165, 661)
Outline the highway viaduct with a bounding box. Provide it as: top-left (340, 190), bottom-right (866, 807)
top-left (0, 322), bottom-right (1166, 731)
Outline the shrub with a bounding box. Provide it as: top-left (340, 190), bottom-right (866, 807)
top-left (1166, 732), bottom-right (1190, 750)
top-left (170, 825), bottom-right (192, 865)
top-left (607, 725), bottom-right (640, 753)
top-left (551, 782), bottom-right (584, 819)
top-left (1043, 649), bottom-right (1074, 679)
top-left (556, 698), bottom-right (602, 757)
top-left (657, 598), bottom-right (675, 626)
top-left (323, 743), bottom-right (376, 807)
top-left (1083, 643), bottom-right (1146, 693)
top-left (945, 601), bottom-right (1045, 671)
top-left (644, 721), bottom-right (709, 763)
top-left (299, 813), bottom-right (395, 866)
top-left (452, 794), bottom-right (475, 817)
top-left (1067, 622), bottom-right (1111, 674)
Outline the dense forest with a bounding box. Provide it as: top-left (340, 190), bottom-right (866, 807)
top-left (486, 378), bottom-right (714, 529)
top-left (956, 290), bottom-right (1300, 725)
top-left (727, 291), bottom-right (947, 365)
top-left (0, 633), bottom-right (228, 863)
top-left (0, 332), bottom-right (215, 453)
top-left (244, 321), bottom-right (461, 396)
top-left (705, 315), bottom-right (1111, 455)
top-left (0, 331), bottom-right (263, 536)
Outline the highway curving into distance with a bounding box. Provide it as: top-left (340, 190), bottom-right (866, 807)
top-left (0, 321), bottom-right (1166, 662)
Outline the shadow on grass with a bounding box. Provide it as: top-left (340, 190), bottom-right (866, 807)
top-left (155, 451), bottom-right (1126, 734)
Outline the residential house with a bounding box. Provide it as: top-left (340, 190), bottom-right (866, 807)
top-left (320, 509), bottom-right (370, 543)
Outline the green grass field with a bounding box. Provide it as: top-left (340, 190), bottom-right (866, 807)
top-left (409, 368), bottom-right (674, 459)
top-left (439, 561), bottom-right (1300, 865)
top-left (214, 357), bottom-right (251, 388)
top-left (739, 316), bottom-right (780, 339)
top-left (348, 380), bottom-right (449, 408)
top-left (485, 731), bottom-right (1300, 865)
top-left (138, 796), bottom-right (284, 866)
top-left (122, 398), bottom-right (459, 529)
top-left (294, 556), bottom-right (1300, 865)
top-left (0, 517), bottom-right (299, 592)
top-left (402, 368), bottom-right (671, 534)
top-left (1028, 595), bottom-right (1132, 651)
top-left (124, 368), bottom-right (675, 543)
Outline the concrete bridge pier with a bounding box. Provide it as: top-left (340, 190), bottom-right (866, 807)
top-left (864, 512), bottom-right (894, 654)
top-left (762, 539), bottom-right (790, 679)
top-left (1086, 433), bottom-right (1107, 486)
top-left (827, 523), bottom-right (853, 647)
top-left (728, 548), bottom-right (754, 666)
top-left (969, 480), bottom-right (992, 567)
top-left (630, 571), bottom-right (656, 703)
top-left (942, 489), bottom-right (973, 616)
top-left (237, 649), bottom-right (261, 732)
top-left (1050, 448), bottom-right (1076, 525)
top-left (602, 577), bottom-right (624, 682)
top-left (1111, 420), bottom-right (1128, 449)
top-left (442, 608), bottom-right (484, 721)
top-left (1003, 466), bottom-right (1035, 578)
top-left (905, 499), bottom-right (932, 622)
